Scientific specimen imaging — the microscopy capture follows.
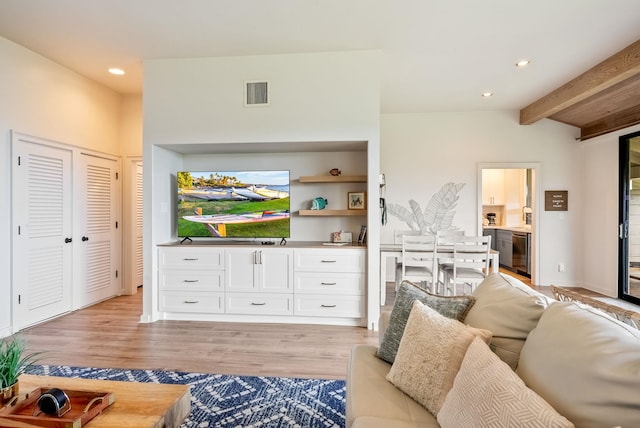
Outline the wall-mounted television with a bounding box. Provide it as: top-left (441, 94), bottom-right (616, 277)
top-left (177, 170), bottom-right (290, 239)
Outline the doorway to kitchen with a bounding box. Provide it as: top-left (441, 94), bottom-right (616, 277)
top-left (477, 163), bottom-right (540, 285)
top-left (618, 131), bottom-right (640, 305)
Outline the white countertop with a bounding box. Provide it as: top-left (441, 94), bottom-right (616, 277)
top-left (483, 226), bottom-right (531, 233)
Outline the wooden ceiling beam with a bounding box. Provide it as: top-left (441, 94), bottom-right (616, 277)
top-left (520, 38), bottom-right (640, 125)
top-left (579, 104), bottom-right (640, 141)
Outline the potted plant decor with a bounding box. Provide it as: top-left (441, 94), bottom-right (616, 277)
top-left (0, 335), bottom-right (42, 403)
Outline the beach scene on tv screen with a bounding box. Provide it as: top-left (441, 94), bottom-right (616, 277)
top-left (177, 170), bottom-right (290, 238)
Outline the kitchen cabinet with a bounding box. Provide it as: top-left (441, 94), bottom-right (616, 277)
top-left (482, 169), bottom-right (505, 205)
top-left (482, 228), bottom-right (497, 251)
top-left (496, 230), bottom-right (513, 269)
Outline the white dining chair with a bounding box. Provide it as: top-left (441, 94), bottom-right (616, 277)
top-left (394, 230), bottom-right (422, 290)
top-left (400, 234), bottom-right (438, 293)
top-left (441, 235), bottom-right (491, 296)
top-left (435, 229), bottom-right (465, 292)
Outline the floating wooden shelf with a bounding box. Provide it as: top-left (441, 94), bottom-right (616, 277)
top-left (298, 209), bottom-right (367, 216)
top-left (298, 175), bottom-right (367, 183)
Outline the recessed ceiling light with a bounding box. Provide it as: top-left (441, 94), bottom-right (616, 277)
top-left (515, 60), bottom-right (531, 67)
top-left (108, 68), bottom-right (125, 75)
top-left (481, 92), bottom-right (493, 98)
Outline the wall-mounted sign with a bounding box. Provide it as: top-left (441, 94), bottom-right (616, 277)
top-left (545, 190), bottom-right (568, 211)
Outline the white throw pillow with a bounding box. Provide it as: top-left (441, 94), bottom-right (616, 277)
top-left (438, 336), bottom-right (574, 428)
top-left (386, 300), bottom-right (492, 416)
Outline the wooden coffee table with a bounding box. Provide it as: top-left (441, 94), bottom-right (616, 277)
top-left (0, 374), bottom-right (191, 428)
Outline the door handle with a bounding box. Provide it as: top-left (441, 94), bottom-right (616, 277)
top-left (82, 236), bottom-right (89, 242)
top-left (64, 237), bottom-right (72, 243)
top-left (619, 223), bottom-right (629, 239)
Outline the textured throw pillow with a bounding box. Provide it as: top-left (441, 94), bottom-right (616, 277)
top-left (438, 337), bottom-right (574, 428)
top-left (377, 280), bottom-right (476, 363)
top-left (386, 300), bottom-right (492, 416)
top-left (463, 273), bottom-right (552, 370)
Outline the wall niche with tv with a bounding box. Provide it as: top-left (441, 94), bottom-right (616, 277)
top-left (174, 142), bottom-right (368, 244)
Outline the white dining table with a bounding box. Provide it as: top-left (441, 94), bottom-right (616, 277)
top-left (379, 244), bottom-right (500, 305)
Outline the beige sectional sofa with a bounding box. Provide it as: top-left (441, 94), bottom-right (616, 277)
top-left (346, 273), bottom-right (640, 428)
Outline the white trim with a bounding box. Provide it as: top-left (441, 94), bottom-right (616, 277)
top-left (477, 162), bottom-right (542, 285)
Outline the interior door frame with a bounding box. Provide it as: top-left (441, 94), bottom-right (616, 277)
top-left (477, 162), bottom-right (541, 285)
top-left (123, 156), bottom-right (143, 295)
top-left (618, 130), bottom-right (640, 305)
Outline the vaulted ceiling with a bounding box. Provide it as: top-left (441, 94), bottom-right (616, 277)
top-left (0, 0), bottom-right (640, 140)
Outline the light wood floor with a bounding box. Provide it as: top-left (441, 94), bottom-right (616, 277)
top-left (20, 290), bottom-right (379, 380)
top-left (19, 271), bottom-right (550, 381)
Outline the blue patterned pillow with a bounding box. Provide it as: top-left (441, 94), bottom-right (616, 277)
top-left (377, 281), bottom-right (476, 363)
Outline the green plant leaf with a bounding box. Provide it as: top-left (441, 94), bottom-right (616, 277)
top-left (0, 335), bottom-right (45, 388)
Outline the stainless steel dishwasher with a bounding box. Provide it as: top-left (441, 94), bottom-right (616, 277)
top-left (512, 232), bottom-right (530, 277)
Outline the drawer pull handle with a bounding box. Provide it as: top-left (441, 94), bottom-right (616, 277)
top-left (321, 282), bottom-right (337, 286)
top-left (183, 258), bottom-right (198, 261)
top-left (184, 280), bottom-right (199, 283)
top-left (321, 304), bottom-right (337, 308)
top-left (251, 302), bottom-right (267, 306)
top-left (321, 260), bottom-right (337, 263)
top-left (184, 300), bottom-right (199, 304)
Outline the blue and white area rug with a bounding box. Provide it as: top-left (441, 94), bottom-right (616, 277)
top-left (25, 365), bottom-right (346, 428)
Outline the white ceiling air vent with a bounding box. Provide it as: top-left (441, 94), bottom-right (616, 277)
top-left (244, 80), bottom-right (269, 107)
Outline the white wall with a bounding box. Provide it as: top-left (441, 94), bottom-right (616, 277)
top-left (142, 51), bottom-right (381, 323)
top-left (144, 51), bottom-right (380, 145)
top-left (0, 36), bottom-right (123, 335)
top-left (581, 123), bottom-right (640, 297)
top-left (119, 95), bottom-right (143, 156)
top-left (380, 110), bottom-right (582, 286)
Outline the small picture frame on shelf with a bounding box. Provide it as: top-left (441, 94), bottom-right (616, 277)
top-left (357, 225), bottom-right (367, 244)
top-left (348, 192), bottom-right (366, 210)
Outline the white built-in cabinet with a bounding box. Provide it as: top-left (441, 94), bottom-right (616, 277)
top-left (158, 243), bottom-right (365, 326)
top-left (158, 246), bottom-right (225, 314)
top-left (226, 248), bottom-right (293, 315)
top-left (293, 248), bottom-right (365, 318)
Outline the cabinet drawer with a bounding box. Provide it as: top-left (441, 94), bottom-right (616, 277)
top-left (160, 270), bottom-right (224, 291)
top-left (226, 293), bottom-right (293, 316)
top-left (294, 295), bottom-right (363, 318)
top-left (159, 247), bottom-right (224, 269)
top-left (160, 291), bottom-right (224, 313)
top-left (294, 250), bottom-right (364, 273)
top-left (294, 272), bottom-right (364, 295)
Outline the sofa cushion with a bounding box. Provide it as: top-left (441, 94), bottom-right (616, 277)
top-left (386, 301), bottom-right (492, 416)
top-left (517, 301), bottom-right (640, 428)
top-left (347, 344), bottom-right (438, 428)
top-left (463, 272), bottom-right (552, 369)
top-left (437, 337), bottom-right (574, 428)
top-left (352, 416), bottom-right (439, 428)
top-left (377, 280), bottom-right (476, 363)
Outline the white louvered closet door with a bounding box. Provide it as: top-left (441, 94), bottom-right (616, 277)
top-left (133, 162), bottom-right (143, 289)
top-left (12, 135), bottom-right (73, 329)
top-left (74, 154), bottom-right (120, 308)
